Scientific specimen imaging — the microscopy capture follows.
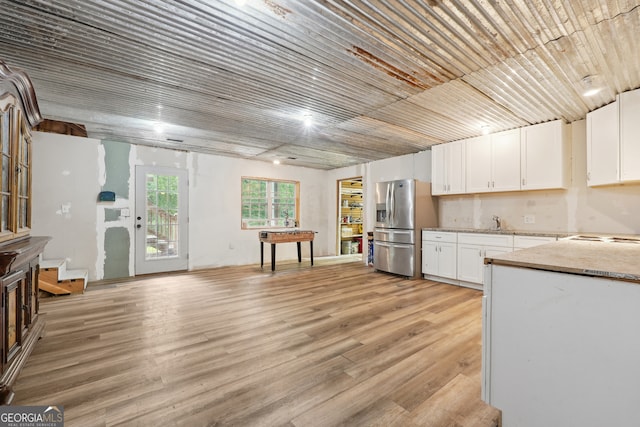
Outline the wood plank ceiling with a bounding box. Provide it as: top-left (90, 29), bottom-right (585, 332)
top-left (1, 0), bottom-right (638, 169)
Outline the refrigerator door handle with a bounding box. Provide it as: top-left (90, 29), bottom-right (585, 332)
top-left (389, 184), bottom-right (396, 227)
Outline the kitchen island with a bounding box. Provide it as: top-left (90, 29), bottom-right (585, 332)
top-left (482, 237), bottom-right (640, 427)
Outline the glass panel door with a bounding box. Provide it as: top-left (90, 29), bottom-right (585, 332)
top-left (135, 166), bottom-right (188, 275)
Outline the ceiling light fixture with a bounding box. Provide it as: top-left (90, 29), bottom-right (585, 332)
top-left (301, 111), bottom-right (313, 127)
top-left (235, 0), bottom-right (246, 6)
top-left (273, 159), bottom-right (281, 165)
top-left (581, 75), bottom-right (602, 97)
top-left (481, 125), bottom-right (490, 135)
top-left (153, 121), bottom-right (165, 134)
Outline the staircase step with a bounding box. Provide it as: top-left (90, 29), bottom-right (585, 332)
top-left (39, 260), bottom-right (88, 295)
top-left (61, 269), bottom-right (89, 290)
top-left (40, 259), bottom-right (67, 281)
top-left (39, 279), bottom-right (72, 296)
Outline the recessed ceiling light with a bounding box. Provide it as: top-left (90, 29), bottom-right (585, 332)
top-left (273, 159), bottom-right (281, 165)
top-left (581, 75), bottom-right (603, 97)
top-left (153, 122), bottom-right (165, 134)
top-left (481, 125), bottom-right (490, 135)
top-left (299, 110), bottom-right (314, 127)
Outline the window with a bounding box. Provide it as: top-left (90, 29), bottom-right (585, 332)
top-left (241, 177), bottom-right (299, 229)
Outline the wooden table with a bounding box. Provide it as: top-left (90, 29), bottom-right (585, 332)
top-left (259, 230), bottom-right (315, 271)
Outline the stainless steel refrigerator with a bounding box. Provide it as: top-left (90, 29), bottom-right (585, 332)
top-left (374, 179), bottom-right (438, 278)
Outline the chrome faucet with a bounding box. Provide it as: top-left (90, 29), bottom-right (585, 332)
top-left (492, 215), bottom-right (501, 231)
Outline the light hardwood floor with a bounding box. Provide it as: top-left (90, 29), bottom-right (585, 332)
top-left (14, 260), bottom-right (500, 427)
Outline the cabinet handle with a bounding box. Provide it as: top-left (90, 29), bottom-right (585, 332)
top-left (487, 181), bottom-right (490, 188)
top-left (522, 178), bottom-right (525, 186)
top-left (587, 172), bottom-right (591, 181)
top-left (492, 181), bottom-right (495, 188)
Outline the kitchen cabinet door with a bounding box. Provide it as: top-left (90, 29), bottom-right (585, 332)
top-left (422, 232), bottom-right (457, 279)
top-left (447, 140), bottom-right (466, 194)
top-left (431, 144), bottom-right (446, 195)
top-left (465, 135), bottom-right (492, 193)
top-left (620, 88), bottom-right (640, 182)
top-left (423, 240), bottom-right (457, 279)
top-left (521, 120), bottom-right (570, 190)
top-left (458, 244), bottom-right (513, 286)
top-left (466, 131), bottom-right (519, 193)
top-left (457, 233), bottom-right (514, 287)
top-left (457, 243), bottom-right (484, 284)
top-left (587, 101), bottom-right (619, 186)
top-left (422, 241), bottom-right (440, 275)
top-left (431, 141), bottom-right (465, 195)
top-left (437, 241), bottom-right (457, 279)
top-left (490, 129), bottom-right (521, 192)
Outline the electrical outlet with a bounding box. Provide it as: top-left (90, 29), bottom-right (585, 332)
top-left (524, 215), bottom-right (535, 224)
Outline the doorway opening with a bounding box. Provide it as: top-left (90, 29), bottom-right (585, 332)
top-left (337, 177), bottom-right (364, 256)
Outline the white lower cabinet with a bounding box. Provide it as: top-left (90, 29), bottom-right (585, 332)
top-left (422, 230), bottom-right (560, 289)
top-left (422, 231), bottom-right (457, 279)
top-left (458, 245), bottom-right (511, 285)
top-left (457, 237), bottom-right (513, 289)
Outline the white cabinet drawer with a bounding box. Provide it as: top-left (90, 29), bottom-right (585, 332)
top-left (422, 231), bottom-right (457, 243)
top-left (458, 233), bottom-right (513, 248)
top-left (514, 235), bottom-right (556, 249)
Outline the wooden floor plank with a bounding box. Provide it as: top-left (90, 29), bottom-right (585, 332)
top-left (14, 261), bottom-right (499, 426)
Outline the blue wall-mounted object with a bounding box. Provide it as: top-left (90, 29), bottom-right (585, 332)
top-left (98, 191), bottom-right (116, 202)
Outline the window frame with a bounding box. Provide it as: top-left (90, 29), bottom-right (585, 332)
top-left (241, 177), bottom-right (300, 230)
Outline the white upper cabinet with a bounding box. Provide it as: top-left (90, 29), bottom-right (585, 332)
top-left (465, 135), bottom-right (492, 193)
top-left (466, 130), bottom-right (520, 193)
top-left (490, 128), bottom-right (521, 192)
top-left (520, 120), bottom-right (571, 190)
top-left (587, 101), bottom-right (619, 186)
top-left (620, 88), bottom-right (640, 182)
top-left (432, 144), bottom-right (446, 195)
top-left (432, 140), bottom-right (466, 195)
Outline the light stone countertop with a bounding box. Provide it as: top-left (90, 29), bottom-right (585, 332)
top-left (422, 227), bottom-right (569, 238)
top-left (485, 239), bottom-right (640, 283)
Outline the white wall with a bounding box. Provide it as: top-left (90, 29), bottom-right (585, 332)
top-left (33, 136), bottom-right (332, 279)
top-left (31, 132), bottom-right (101, 276)
top-left (188, 152), bottom-right (329, 269)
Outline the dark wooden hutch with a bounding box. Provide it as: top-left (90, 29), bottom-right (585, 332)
top-left (0, 60), bottom-right (49, 404)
